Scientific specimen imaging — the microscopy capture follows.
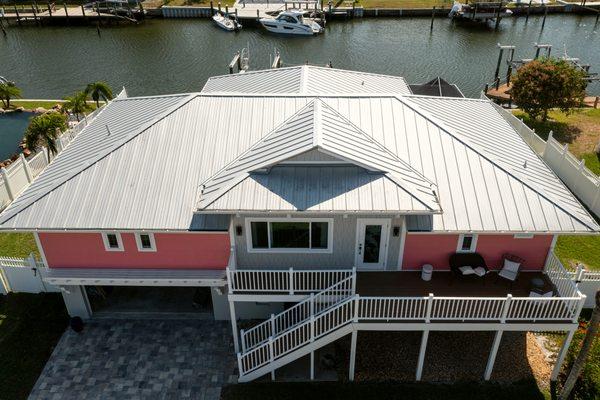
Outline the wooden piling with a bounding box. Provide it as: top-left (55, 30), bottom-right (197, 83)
top-left (430, 6), bottom-right (435, 30)
top-left (32, 5), bottom-right (39, 25)
top-left (494, 47), bottom-right (504, 90)
top-left (542, 5), bottom-right (547, 29)
top-left (494, 1), bottom-right (501, 30)
top-left (225, 4), bottom-right (228, 14)
top-left (64, 3), bottom-right (69, 22)
top-left (525, 0), bottom-right (531, 23)
top-left (210, 0), bottom-right (214, 14)
top-left (47, 2), bottom-right (52, 17)
top-left (14, 6), bottom-right (21, 26)
top-left (594, 96), bottom-right (599, 109)
top-left (218, 2), bottom-right (221, 12)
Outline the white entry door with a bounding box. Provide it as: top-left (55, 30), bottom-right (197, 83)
top-left (355, 219), bottom-right (390, 270)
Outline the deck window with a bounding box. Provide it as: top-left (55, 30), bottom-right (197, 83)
top-left (247, 218), bottom-right (333, 253)
top-left (135, 233), bottom-right (156, 252)
top-left (102, 232), bottom-right (123, 252)
top-left (457, 234), bottom-right (477, 253)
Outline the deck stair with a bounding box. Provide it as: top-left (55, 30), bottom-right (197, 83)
top-left (237, 274), bottom-right (356, 382)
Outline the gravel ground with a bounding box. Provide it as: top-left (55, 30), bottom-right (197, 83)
top-left (336, 331), bottom-right (552, 387)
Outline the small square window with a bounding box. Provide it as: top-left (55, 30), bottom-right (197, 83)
top-left (457, 234), bottom-right (477, 253)
top-left (135, 233), bottom-right (156, 252)
top-left (102, 232), bottom-right (123, 252)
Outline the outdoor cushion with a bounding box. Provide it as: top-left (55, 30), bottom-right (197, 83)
top-left (498, 268), bottom-right (518, 282)
top-left (449, 252), bottom-right (488, 278)
top-left (459, 266), bottom-right (475, 275)
top-left (503, 259), bottom-right (521, 273)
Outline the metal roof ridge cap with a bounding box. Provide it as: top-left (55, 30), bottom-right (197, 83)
top-left (0, 93), bottom-right (198, 226)
top-left (395, 95), bottom-right (599, 231)
top-left (313, 99), bottom-right (322, 147)
top-left (195, 100), bottom-right (319, 209)
top-left (300, 65), bottom-right (309, 94)
top-left (318, 100), bottom-right (436, 187)
top-left (204, 65), bottom-right (304, 81)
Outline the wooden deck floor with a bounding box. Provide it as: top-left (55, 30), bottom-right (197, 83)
top-left (356, 271), bottom-right (552, 298)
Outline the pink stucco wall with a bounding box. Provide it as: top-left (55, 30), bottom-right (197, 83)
top-left (39, 232), bottom-right (230, 269)
top-left (402, 234), bottom-right (553, 271)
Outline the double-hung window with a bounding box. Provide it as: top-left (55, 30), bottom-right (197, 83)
top-left (246, 218), bottom-right (333, 253)
top-left (102, 232), bottom-right (123, 252)
top-left (457, 233), bottom-right (478, 253)
top-left (135, 232), bottom-right (156, 252)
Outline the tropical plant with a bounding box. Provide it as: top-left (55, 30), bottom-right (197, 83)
top-left (84, 81), bottom-right (113, 108)
top-left (0, 82), bottom-right (22, 109)
top-left (560, 291), bottom-right (600, 400)
top-left (511, 58), bottom-right (587, 122)
top-left (24, 113), bottom-right (68, 159)
top-left (63, 91), bottom-right (91, 122)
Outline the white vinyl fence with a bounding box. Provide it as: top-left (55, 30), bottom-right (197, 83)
top-left (566, 264), bottom-right (600, 308)
top-left (0, 103), bottom-right (107, 212)
top-left (0, 255), bottom-right (60, 294)
top-left (488, 99), bottom-right (600, 218)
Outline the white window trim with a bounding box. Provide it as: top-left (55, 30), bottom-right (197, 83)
top-left (456, 233), bottom-right (478, 253)
top-left (514, 233), bottom-right (534, 239)
top-left (102, 232), bottom-right (124, 252)
top-left (245, 217), bottom-right (334, 254)
top-left (135, 232), bottom-right (157, 252)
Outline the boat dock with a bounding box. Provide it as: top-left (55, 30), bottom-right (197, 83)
top-left (0, 1), bottom-right (143, 26)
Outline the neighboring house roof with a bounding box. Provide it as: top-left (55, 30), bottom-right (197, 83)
top-left (408, 77), bottom-right (464, 98)
top-left (197, 99), bottom-right (440, 213)
top-left (0, 69), bottom-right (597, 233)
top-left (201, 65), bottom-right (412, 95)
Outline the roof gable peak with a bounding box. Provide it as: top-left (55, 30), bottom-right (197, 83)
top-left (196, 99), bottom-right (440, 212)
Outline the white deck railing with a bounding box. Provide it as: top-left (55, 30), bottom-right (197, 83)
top-left (237, 252), bottom-right (586, 379)
top-left (0, 105), bottom-right (105, 211)
top-left (227, 267), bottom-right (354, 294)
top-left (240, 273), bottom-right (355, 352)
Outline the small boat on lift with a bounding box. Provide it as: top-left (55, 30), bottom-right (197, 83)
top-left (212, 11), bottom-right (242, 31)
top-left (448, 1), bottom-right (513, 21)
top-left (259, 10), bottom-right (323, 36)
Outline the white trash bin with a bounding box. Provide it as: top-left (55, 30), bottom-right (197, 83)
top-left (421, 264), bottom-right (433, 281)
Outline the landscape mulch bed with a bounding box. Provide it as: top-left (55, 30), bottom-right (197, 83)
top-left (335, 331), bottom-right (552, 386)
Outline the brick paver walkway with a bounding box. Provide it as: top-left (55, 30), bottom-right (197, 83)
top-left (29, 319), bottom-right (237, 400)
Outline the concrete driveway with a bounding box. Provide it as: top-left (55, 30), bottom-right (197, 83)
top-left (29, 319), bottom-right (237, 400)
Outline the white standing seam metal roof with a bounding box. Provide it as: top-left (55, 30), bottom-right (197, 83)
top-left (0, 68), bottom-right (597, 233)
top-left (197, 99), bottom-right (440, 213)
top-left (201, 66), bottom-right (412, 95)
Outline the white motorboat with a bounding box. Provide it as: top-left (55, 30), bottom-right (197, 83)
top-left (448, 1), bottom-right (513, 20)
top-left (259, 10), bottom-right (323, 36)
top-left (212, 11), bottom-right (242, 31)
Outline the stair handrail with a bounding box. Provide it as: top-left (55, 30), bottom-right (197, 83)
top-left (240, 268), bottom-right (356, 352)
top-left (238, 295), bottom-right (357, 377)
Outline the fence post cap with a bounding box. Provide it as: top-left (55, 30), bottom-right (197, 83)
top-left (506, 293), bottom-right (513, 299)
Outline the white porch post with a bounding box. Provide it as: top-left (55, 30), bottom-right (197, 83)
top-left (229, 299), bottom-right (240, 353)
top-left (416, 330), bottom-right (429, 381)
top-left (484, 330), bottom-right (503, 380)
top-left (551, 329), bottom-right (576, 381)
top-left (349, 330), bottom-right (357, 381)
top-left (310, 351), bottom-right (315, 380)
top-left (396, 217), bottom-right (407, 270)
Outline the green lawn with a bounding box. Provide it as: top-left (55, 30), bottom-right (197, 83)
top-left (513, 109), bottom-right (600, 173)
top-left (555, 235), bottom-right (600, 271)
top-left (221, 381), bottom-right (546, 400)
top-left (0, 233), bottom-right (39, 258)
top-left (0, 293), bottom-right (68, 400)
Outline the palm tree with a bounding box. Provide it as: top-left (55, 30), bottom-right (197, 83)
top-left (0, 82), bottom-right (22, 109)
top-left (559, 290), bottom-right (600, 400)
top-left (84, 82), bottom-right (113, 108)
top-left (24, 113), bottom-right (68, 160)
top-left (63, 91), bottom-right (91, 122)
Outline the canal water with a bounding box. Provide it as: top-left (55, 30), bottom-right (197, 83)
top-left (0, 15), bottom-right (599, 99)
top-left (0, 112), bottom-right (33, 161)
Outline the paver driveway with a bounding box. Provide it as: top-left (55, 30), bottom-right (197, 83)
top-left (29, 319), bottom-right (237, 400)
